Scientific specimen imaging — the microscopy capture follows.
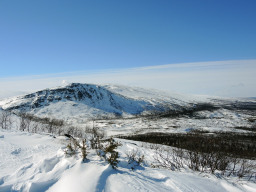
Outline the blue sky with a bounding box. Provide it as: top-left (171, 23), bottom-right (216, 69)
top-left (1, 0), bottom-right (256, 77)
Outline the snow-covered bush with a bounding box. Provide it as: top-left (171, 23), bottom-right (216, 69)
top-left (65, 141), bottom-right (77, 157)
top-left (98, 138), bottom-right (122, 169)
top-left (64, 137), bottom-right (88, 162)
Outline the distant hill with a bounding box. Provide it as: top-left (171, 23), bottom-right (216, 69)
top-left (0, 83), bottom-right (194, 120)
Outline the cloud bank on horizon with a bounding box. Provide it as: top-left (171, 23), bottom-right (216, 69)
top-left (0, 59), bottom-right (255, 99)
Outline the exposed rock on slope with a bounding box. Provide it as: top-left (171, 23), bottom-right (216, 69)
top-left (0, 83), bottom-right (191, 120)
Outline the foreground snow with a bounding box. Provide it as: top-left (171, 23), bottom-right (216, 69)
top-left (0, 129), bottom-right (255, 192)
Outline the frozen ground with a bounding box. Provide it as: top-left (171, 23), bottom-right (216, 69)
top-left (1, 129), bottom-right (256, 192)
top-left (76, 108), bottom-right (255, 137)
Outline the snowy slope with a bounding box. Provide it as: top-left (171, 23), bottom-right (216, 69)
top-left (1, 129), bottom-right (255, 192)
top-left (102, 84), bottom-right (199, 105)
top-left (0, 83), bottom-right (196, 120)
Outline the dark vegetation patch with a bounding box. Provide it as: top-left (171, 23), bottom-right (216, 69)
top-left (247, 117), bottom-right (256, 122)
top-left (120, 132), bottom-right (256, 159)
top-left (211, 99), bottom-right (256, 111)
top-left (234, 126), bottom-right (256, 132)
top-left (145, 103), bottom-right (220, 119)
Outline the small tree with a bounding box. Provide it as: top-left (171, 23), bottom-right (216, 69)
top-left (65, 137), bottom-right (89, 162)
top-left (100, 138), bottom-right (121, 169)
top-left (88, 126), bottom-right (104, 149)
top-left (79, 139), bottom-right (88, 162)
top-left (65, 141), bottom-right (76, 157)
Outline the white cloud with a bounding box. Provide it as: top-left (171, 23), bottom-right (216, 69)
top-left (0, 59), bottom-right (255, 99)
top-left (62, 80), bottom-right (69, 86)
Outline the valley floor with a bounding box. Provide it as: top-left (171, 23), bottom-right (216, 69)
top-left (0, 129), bottom-right (256, 192)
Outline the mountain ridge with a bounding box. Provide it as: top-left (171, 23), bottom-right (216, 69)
top-left (0, 83), bottom-right (192, 120)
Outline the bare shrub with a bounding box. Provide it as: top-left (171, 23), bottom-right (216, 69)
top-left (56, 126), bottom-right (64, 136)
top-left (16, 113), bottom-right (65, 135)
top-left (227, 157), bottom-right (240, 176)
top-left (87, 126), bottom-right (104, 149)
top-left (31, 122), bottom-right (39, 133)
top-left (45, 118), bottom-right (64, 134)
top-left (0, 111), bottom-right (12, 129)
top-left (153, 145), bottom-right (256, 181)
top-left (172, 148), bottom-right (185, 168)
top-left (237, 160), bottom-right (256, 179)
top-left (19, 113), bottom-right (32, 131)
top-left (125, 149), bottom-right (144, 170)
top-left (74, 127), bottom-right (83, 138)
top-left (153, 148), bottom-right (181, 170)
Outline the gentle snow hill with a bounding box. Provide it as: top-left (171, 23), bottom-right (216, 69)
top-left (1, 129), bottom-right (256, 192)
top-left (0, 83), bottom-right (198, 120)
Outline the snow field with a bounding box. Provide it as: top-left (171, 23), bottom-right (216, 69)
top-left (1, 129), bottom-right (256, 192)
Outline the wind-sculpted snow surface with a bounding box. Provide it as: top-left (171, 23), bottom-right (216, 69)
top-left (1, 129), bottom-right (256, 192)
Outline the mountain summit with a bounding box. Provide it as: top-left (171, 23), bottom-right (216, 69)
top-left (0, 83), bottom-right (193, 120)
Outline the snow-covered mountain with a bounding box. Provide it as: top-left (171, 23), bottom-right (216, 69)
top-left (0, 83), bottom-right (196, 120)
top-left (1, 83), bottom-right (255, 135)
